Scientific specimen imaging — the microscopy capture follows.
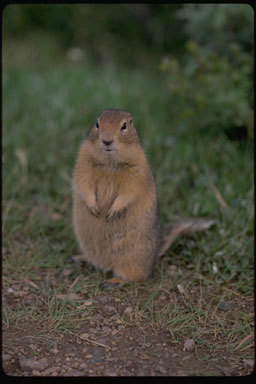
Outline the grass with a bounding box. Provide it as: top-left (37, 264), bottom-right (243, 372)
top-left (2, 38), bottom-right (254, 374)
top-left (3, 62), bottom-right (253, 287)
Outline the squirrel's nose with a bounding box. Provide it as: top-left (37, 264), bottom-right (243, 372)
top-left (102, 139), bottom-right (113, 146)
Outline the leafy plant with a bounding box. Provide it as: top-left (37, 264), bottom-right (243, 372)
top-left (160, 4), bottom-right (254, 142)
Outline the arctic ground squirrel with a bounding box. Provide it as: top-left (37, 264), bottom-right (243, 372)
top-left (72, 109), bottom-right (216, 283)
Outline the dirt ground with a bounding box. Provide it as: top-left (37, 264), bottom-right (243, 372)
top-left (2, 267), bottom-right (254, 377)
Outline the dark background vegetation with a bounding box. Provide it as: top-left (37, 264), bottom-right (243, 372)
top-left (3, 4), bottom-right (253, 141)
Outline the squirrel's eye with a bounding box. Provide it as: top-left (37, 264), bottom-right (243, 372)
top-left (96, 121), bottom-right (99, 129)
top-left (121, 122), bottom-right (127, 131)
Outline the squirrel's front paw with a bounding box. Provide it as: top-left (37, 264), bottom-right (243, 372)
top-left (87, 204), bottom-right (100, 217)
top-left (105, 207), bottom-right (126, 222)
top-left (105, 207), bottom-right (117, 221)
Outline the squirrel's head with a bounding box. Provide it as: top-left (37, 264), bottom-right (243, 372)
top-left (86, 109), bottom-right (141, 165)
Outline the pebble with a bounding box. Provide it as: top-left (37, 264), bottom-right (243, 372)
top-left (29, 344), bottom-right (37, 351)
top-left (183, 339), bottom-right (195, 351)
top-left (105, 370), bottom-right (118, 376)
top-left (102, 326), bottom-right (111, 334)
top-left (218, 301), bottom-right (234, 312)
top-left (63, 369), bottom-right (82, 376)
top-left (243, 359), bottom-right (254, 368)
top-left (32, 370), bottom-right (41, 376)
top-left (123, 307), bottom-right (133, 317)
top-left (42, 366), bottom-right (60, 375)
top-left (61, 269), bottom-right (73, 277)
top-left (158, 366), bottom-right (167, 374)
top-left (19, 357), bottom-right (48, 372)
top-left (2, 354), bottom-right (11, 361)
top-left (97, 295), bottom-right (109, 303)
top-left (51, 348), bottom-right (59, 355)
top-left (103, 305), bottom-right (116, 314)
top-left (176, 370), bottom-right (187, 376)
top-left (92, 349), bottom-right (103, 363)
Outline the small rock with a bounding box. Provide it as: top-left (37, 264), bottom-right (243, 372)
top-left (216, 365), bottom-right (233, 375)
top-left (105, 370), bottom-right (118, 376)
top-left (183, 339), bottom-right (195, 351)
top-left (32, 370), bottom-right (41, 376)
top-left (92, 349), bottom-right (103, 363)
top-left (63, 369), bottom-right (82, 376)
top-left (123, 307), bottom-right (133, 317)
top-left (103, 305), bottom-right (115, 314)
top-left (42, 366), bottom-right (60, 376)
top-left (51, 347), bottom-right (59, 355)
top-left (56, 293), bottom-right (83, 301)
top-left (167, 265), bottom-right (178, 277)
top-left (83, 300), bottom-right (93, 306)
top-left (243, 359), bottom-right (254, 368)
top-left (97, 295), bottom-right (109, 303)
top-left (102, 326), bottom-right (111, 334)
top-left (40, 358), bottom-right (48, 364)
top-left (13, 291), bottom-right (26, 297)
top-left (177, 284), bottom-right (185, 294)
top-left (80, 333), bottom-right (90, 340)
top-left (212, 262), bottom-right (218, 275)
top-left (29, 344), bottom-right (37, 351)
top-left (79, 363), bottom-right (88, 370)
top-left (139, 342), bottom-right (151, 348)
top-left (176, 370), bottom-right (187, 376)
top-left (218, 301), bottom-right (234, 312)
top-left (61, 269), bottom-right (73, 277)
top-left (2, 354), bottom-right (11, 361)
top-left (158, 366), bottom-right (167, 374)
top-left (19, 357), bottom-right (48, 372)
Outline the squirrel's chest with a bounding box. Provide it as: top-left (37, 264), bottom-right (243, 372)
top-left (95, 176), bottom-right (119, 212)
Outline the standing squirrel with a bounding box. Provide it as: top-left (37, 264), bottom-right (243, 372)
top-left (72, 109), bottom-right (216, 283)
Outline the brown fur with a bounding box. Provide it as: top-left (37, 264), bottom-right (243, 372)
top-left (72, 109), bottom-right (215, 282)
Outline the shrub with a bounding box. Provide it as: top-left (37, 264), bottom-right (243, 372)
top-left (160, 4), bottom-right (253, 142)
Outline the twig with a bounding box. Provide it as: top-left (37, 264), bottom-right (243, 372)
top-left (68, 275), bottom-right (82, 292)
top-left (222, 286), bottom-right (253, 299)
top-left (209, 182), bottom-right (228, 209)
top-left (239, 342), bottom-right (254, 352)
top-left (79, 335), bottom-right (111, 350)
top-left (234, 334), bottom-right (254, 351)
top-left (23, 279), bottom-right (39, 290)
top-left (65, 329), bottom-right (111, 350)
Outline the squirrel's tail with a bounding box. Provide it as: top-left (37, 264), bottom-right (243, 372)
top-left (157, 219), bottom-right (217, 258)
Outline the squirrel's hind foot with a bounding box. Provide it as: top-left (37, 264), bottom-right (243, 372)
top-left (100, 277), bottom-right (129, 290)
